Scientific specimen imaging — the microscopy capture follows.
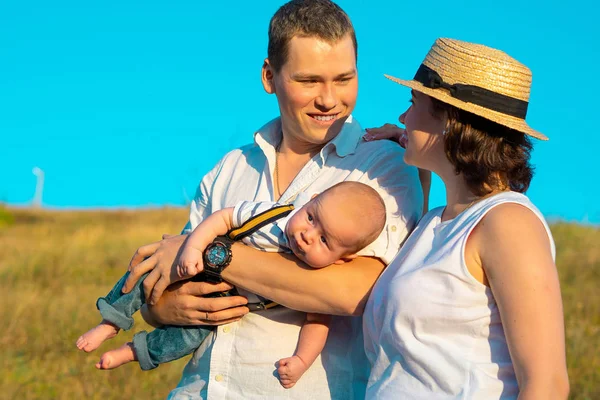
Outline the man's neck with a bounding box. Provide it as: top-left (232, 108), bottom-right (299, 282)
top-left (278, 136), bottom-right (324, 161)
top-left (273, 135), bottom-right (324, 199)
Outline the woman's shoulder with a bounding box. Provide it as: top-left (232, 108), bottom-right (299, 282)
top-left (474, 192), bottom-right (554, 258)
top-left (477, 192), bottom-right (543, 225)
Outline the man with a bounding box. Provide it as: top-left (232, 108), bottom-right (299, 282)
top-left (124, 0), bottom-right (423, 398)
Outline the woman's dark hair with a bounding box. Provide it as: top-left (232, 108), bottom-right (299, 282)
top-left (429, 97), bottom-right (534, 196)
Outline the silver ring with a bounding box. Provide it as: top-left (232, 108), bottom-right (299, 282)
top-left (205, 311), bottom-right (209, 321)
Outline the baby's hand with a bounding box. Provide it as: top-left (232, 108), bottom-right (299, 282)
top-left (176, 247), bottom-right (204, 278)
top-left (277, 355), bottom-right (309, 389)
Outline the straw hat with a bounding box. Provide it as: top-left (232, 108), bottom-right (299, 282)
top-left (385, 38), bottom-right (547, 140)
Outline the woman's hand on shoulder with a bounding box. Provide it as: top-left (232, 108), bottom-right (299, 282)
top-left (363, 124), bottom-right (407, 148)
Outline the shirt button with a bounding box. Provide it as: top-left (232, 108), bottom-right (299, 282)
top-left (391, 225), bottom-right (397, 232)
top-left (215, 374), bottom-right (224, 382)
top-left (223, 326), bottom-right (231, 333)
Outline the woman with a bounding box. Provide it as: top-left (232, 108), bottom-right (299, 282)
top-left (363, 38), bottom-right (569, 399)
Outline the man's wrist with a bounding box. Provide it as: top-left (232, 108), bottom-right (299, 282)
top-left (203, 236), bottom-right (234, 283)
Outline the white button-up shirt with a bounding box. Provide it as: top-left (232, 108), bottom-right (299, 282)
top-left (168, 116), bottom-right (422, 400)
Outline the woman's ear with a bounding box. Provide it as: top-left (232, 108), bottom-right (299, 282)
top-left (262, 59), bottom-right (275, 94)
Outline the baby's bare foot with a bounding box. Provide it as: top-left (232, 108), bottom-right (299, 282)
top-left (96, 342), bottom-right (137, 370)
top-left (277, 355), bottom-right (309, 389)
top-left (76, 320), bottom-right (119, 352)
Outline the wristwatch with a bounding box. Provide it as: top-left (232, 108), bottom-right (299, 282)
top-left (202, 235), bottom-right (234, 283)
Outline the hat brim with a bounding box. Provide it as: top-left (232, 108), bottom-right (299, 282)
top-left (384, 74), bottom-right (548, 141)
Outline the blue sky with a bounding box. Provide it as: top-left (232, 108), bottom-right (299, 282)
top-left (1, 0), bottom-right (598, 223)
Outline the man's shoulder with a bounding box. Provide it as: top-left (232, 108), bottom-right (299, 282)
top-left (354, 138), bottom-right (404, 157)
top-left (214, 142), bottom-right (263, 166)
top-left (348, 138), bottom-right (410, 172)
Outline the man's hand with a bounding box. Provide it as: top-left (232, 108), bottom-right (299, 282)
top-left (123, 234), bottom-right (188, 305)
top-left (124, 233), bottom-right (249, 326)
top-left (144, 279), bottom-right (250, 326)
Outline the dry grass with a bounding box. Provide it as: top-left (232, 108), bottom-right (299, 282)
top-left (0, 207), bottom-right (189, 400)
top-left (0, 207), bottom-right (598, 399)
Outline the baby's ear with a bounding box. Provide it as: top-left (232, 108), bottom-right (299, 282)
top-left (333, 254), bottom-right (358, 265)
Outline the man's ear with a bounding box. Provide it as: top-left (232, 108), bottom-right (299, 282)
top-left (333, 254), bottom-right (358, 265)
top-left (262, 59), bottom-right (276, 94)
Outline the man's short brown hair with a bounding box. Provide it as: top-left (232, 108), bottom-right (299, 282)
top-left (267, 0), bottom-right (357, 72)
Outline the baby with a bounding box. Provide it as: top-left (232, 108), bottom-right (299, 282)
top-left (76, 181), bottom-right (386, 388)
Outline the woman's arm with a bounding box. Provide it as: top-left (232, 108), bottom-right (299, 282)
top-left (222, 244), bottom-right (385, 316)
top-left (471, 204), bottom-right (569, 399)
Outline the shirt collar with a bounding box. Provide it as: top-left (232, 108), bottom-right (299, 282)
top-left (274, 191), bottom-right (313, 243)
top-left (253, 115), bottom-right (364, 159)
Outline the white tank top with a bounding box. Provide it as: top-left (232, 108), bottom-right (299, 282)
top-left (363, 192), bottom-right (555, 399)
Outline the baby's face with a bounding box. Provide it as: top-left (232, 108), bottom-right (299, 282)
top-left (285, 193), bottom-right (360, 268)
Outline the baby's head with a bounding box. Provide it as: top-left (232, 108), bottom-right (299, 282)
top-left (285, 182), bottom-right (386, 268)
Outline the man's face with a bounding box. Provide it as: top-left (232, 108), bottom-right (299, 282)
top-left (263, 34), bottom-right (358, 147)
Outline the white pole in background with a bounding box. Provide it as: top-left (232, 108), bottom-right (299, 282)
top-left (32, 167), bottom-right (44, 208)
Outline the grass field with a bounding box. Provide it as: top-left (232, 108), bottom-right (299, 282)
top-left (0, 206), bottom-right (598, 399)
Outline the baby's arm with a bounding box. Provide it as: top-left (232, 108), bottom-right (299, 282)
top-left (177, 207), bottom-right (235, 277)
top-left (277, 313), bottom-right (331, 389)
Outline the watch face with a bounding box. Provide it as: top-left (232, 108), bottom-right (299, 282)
top-left (207, 243), bottom-right (228, 267)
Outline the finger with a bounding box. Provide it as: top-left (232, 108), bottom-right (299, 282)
top-left (192, 304), bottom-right (249, 323)
top-left (123, 257), bottom-right (156, 293)
top-left (190, 315), bottom-right (244, 326)
top-left (142, 268), bottom-right (162, 301)
top-left (128, 241), bottom-right (162, 271)
top-left (162, 233), bottom-right (177, 240)
top-left (148, 277), bottom-right (170, 305)
top-left (183, 261), bottom-right (200, 278)
top-left (183, 281), bottom-right (235, 296)
top-left (398, 130), bottom-right (408, 148)
top-left (363, 128), bottom-right (396, 141)
top-left (193, 296), bottom-right (249, 313)
top-left (206, 305), bottom-right (250, 320)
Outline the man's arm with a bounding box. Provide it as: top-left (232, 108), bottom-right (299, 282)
top-left (128, 142), bottom-right (420, 324)
top-left (223, 245), bottom-right (385, 315)
top-left (127, 235), bottom-right (384, 320)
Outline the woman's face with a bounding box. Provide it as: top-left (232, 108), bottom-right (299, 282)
top-left (399, 91), bottom-right (447, 171)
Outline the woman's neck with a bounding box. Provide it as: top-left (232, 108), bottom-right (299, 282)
top-left (439, 170), bottom-right (505, 221)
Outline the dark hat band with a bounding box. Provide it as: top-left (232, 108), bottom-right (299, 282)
top-left (414, 64), bottom-right (529, 119)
